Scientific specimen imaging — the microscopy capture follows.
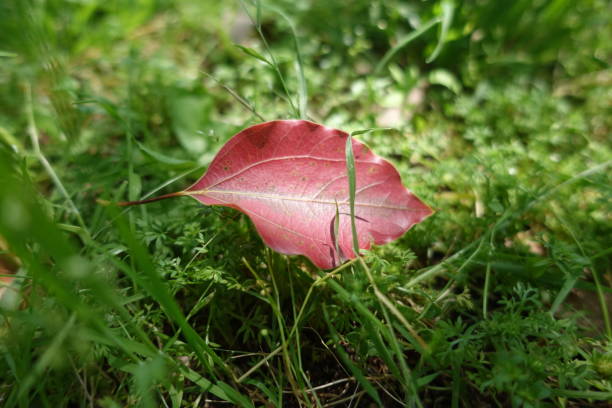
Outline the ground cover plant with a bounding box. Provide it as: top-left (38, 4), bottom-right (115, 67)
top-left (0, 0), bottom-right (611, 407)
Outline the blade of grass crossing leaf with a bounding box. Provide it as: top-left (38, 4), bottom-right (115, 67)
top-left (345, 133), bottom-right (359, 257)
top-left (345, 128), bottom-right (394, 258)
top-left (323, 306), bottom-right (382, 405)
top-left (346, 128), bottom-right (394, 259)
top-left (426, 0), bottom-right (455, 63)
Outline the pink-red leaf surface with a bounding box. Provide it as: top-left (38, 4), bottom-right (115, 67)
top-left (185, 120), bottom-right (432, 269)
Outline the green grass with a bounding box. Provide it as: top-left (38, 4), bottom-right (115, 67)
top-left (1, 0), bottom-right (611, 406)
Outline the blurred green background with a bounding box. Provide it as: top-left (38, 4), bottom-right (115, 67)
top-left (0, 0), bottom-right (610, 406)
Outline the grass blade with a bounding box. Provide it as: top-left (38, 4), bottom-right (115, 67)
top-left (345, 133), bottom-right (359, 257)
top-left (323, 306), bottom-right (382, 406)
top-left (374, 17), bottom-right (441, 75)
top-left (426, 0), bottom-right (455, 63)
top-left (240, 0), bottom-right (299, 117)
top-left (267, 5), bottom-right (308, 118)
top-left (235, 44), bottom-right (273, 66)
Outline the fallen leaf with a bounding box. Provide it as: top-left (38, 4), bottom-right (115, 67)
top-left (121, 120), bottom-right (433, 269)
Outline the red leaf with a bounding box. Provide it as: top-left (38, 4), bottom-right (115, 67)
top-left (184, 120), bottom-right (432, 269)
top-left (120, 120), bottom-right (433, 268)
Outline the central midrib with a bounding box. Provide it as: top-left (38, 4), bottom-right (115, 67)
top-left (188, 189), bottom-right (420, 211)
top-left (204, 154), bottom-right (371, 190)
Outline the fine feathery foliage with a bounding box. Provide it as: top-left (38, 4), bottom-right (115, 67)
top-left (0, 0), bottom-right (611, 407)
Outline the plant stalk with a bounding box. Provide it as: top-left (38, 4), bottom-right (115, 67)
top-left (117, 191), bottom-right (187, 207)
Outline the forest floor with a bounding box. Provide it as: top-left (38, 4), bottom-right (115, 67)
top-left (0, 1), bottom-right (611, 406)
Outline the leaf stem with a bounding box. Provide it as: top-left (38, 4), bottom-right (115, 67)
top-left (117, 191), bottom-right (187, 207)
